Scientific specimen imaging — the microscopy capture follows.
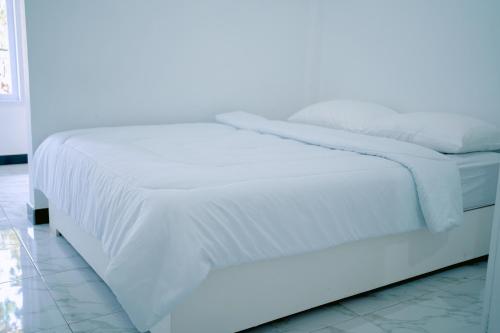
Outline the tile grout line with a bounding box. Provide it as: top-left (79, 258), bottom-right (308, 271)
top-left (287, 265), bottom-right (486, 332)
top-left (360, 315), bottom-right (390, 333)
top-left (24, 244), bottom-right (75, 332)
top-left (340, 288), bottom-right (437, 318)
top-left (306, 314), bottom-right (364, 333)
top-left (67, 308), bottom-right (126, 327)
top-left (0, 204), bottom-right (8, 222)
top-left (357, 271), bottom-right (487, 331)
top-left (358, 289), bottom-right (484, 333)
top-left (337, 263), bottom-right (487, 319)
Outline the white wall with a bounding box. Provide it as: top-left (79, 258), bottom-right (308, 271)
top-left (314, 0), bottom-right (500, 125)
top-left (0, 104), bottom-right (28, 155)
top-left (25, 0), bottom-right (314, 151)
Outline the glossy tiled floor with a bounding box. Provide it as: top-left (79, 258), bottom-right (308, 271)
top-left (0, 164), bottom-right (487, 333)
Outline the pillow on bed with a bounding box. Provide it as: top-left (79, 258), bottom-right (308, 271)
top-left (288, 100), bottom-right (398, 132)
top-left (366, 112), bottom-right (500, 153)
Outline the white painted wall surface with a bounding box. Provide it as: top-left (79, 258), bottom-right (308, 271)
top-left (0, 104), bottom-right (28, 155)
top-left (314, 0), bottom-right (500, 125)
top-left (25, 0), bottom-right (312, 151)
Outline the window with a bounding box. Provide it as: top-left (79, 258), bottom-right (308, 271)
top-left (0, 0), bottom-right (18, 101)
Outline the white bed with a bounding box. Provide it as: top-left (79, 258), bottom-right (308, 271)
top-left (33, 112), bottom-right (497, 333)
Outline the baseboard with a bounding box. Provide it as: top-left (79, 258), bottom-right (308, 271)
top-left (0, 154), bottom-right (28, 165)
top-left (26, 203), bottom-right (49, 225)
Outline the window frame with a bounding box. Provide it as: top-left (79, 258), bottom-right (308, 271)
top-left (0, 0), bottom-right (20, 102)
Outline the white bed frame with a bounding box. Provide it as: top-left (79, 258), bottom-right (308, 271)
top-left (49, 203), bottom-right (493, 333)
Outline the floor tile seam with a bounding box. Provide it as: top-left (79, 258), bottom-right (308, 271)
top-left (304, 313), bottom-right (364, 333)
top-left (66, 308), bottom-right (126, 327)
top-left (343, 289), bottom-right (436, 317)
top-left (35, 264), bottom-right (94, 279)
top-left (39, 269), bottom-right (82, 329)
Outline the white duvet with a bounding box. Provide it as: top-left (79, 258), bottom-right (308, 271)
top-left (33, 112), bottom-right (463, 331)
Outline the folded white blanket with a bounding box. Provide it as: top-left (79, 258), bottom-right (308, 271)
top-left (33, 112), bottom-right (463, 331)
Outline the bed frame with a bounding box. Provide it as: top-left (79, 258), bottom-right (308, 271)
top-left (49, 203), bottom-right (493, 333)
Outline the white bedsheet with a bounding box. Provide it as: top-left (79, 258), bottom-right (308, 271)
top-left (449, 152), bottom-right (500, 210)
top-left (33, 112), bottom-right (463, 331)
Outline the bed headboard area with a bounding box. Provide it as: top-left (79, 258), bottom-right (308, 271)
top-left (309, 0), bottom-right (500, 126)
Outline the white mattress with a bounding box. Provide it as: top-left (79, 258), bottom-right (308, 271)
top-left (450, 152), bottom-right (500, 211)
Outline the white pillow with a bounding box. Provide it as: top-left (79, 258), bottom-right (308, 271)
top-left (366, 112), bottom-right (500, 153)
top-left (288, 100), bottom-right (398, 132)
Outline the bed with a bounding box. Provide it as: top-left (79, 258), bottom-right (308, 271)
top-left (33, 112), bottom-right (497, 333)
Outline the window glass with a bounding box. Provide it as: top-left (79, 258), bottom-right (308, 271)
top-left (0, 0), bottom-right (18, 100)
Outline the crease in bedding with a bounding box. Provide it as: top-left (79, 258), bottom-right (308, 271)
top-left (33, 112), bottom-right (463, 331)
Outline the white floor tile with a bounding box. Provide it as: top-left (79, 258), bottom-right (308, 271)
top-left (0, 276), bottom-right (67, 333)
top-left (1, 201), bottom-right (28, 220)
top-left (339, 278), bottom-right (437, 316)
top-left (0, 205), bottom-right (8, 222)
top-left (242, 305), bottom-right (357, 333)
top-left (433, 277), bottom-right (485, 303)
top-left (15, 225), bottom-right (80, 263)
top-left (0, 174), bottom-right (30, 202)
top-left (0, 225), bottom-right (21, 249)
top-left (0, 164), bottom-right (29, 177)
top-left (257, 304), bottom-right (357, 333)
top-left (312, 317), bottom-right (385, 333)
top-left (11, 222), bottom-right (63, 256)
top-left (42, 268), bottom-right (123, 324)
top-left (9, 217), bottom-right (36, 229)
top-left (33, 325), bottom-right (73, 333)
top-left (366, 296), bottom-right (482, 333)
top-left (0, 246), bottom-right (39, 284)
top-left (70, 311), bottom-right (139, 333)
top-left (36, 254), bottom-right (90, 276)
